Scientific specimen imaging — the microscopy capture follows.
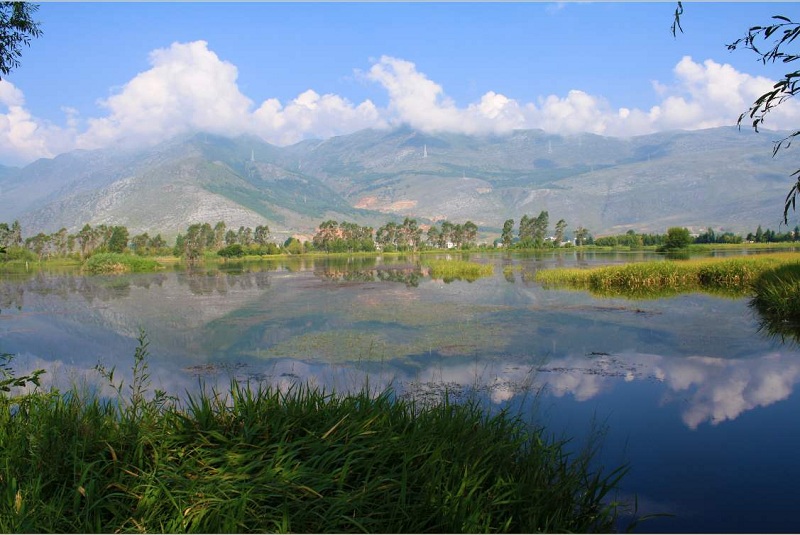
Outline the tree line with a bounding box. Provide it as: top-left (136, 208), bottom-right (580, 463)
top-left (4, 216), bottom-right (800, 264)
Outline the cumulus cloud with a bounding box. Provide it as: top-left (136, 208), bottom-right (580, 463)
top-left (77, 41), bottom-right (253, 149)
top-left (0, 80), bottom-right (78, 164)
top-left (253, 89), bottom-right (386, 145)
top-left (3, 44), bottom-right (800, 166)
top-left (365, 55), bottom-right (526, 133)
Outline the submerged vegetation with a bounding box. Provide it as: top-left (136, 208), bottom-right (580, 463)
top-left (0, 335), bottom-right (625, 533)
top-left (535, 253), bottom-right (800, 299)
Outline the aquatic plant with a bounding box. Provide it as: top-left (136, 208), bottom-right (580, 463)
top-left (424, 259), bottom-right (494, 282)
top-left (0, 335), bottom-right (626, 533)
top-left (535, 253), bottom-right (800, 299)
top-left (750, 263), bottom-right (800, 343)
top-left (83, 253), bottom-right (161, 274)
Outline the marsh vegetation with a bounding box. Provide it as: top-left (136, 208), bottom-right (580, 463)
top-left (0, 335), bottom-right (625, 533)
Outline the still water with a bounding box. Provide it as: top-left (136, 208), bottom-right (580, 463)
top-left (2, 251), bottom-right (799, 533)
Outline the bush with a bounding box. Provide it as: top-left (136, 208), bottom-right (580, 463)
top-left (660, 227), bottom-right (691, 251)
top-left (217, 243), bottom-right (245, 258)
top-left (0, 246), bottom-right (36, 263)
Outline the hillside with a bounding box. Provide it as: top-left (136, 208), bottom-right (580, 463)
top-left (0, 126), bottom-right (795, 239)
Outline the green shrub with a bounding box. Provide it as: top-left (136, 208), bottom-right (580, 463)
top-left (217, 243), bottom-right (245, 258)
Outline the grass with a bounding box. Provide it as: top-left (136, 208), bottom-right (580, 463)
top-left (423, 259), bottom-right (494, 283)
top-left (534, 253), bottom-right (800, 299)
top-left (0, 334), bottom-right (626, 533)
top-left (83, 253), bottom-right (162, 274)
top-left (749, 263), bottom-right (800, 342)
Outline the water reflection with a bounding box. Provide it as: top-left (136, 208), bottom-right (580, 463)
top-left (3, 254), bottom-right (800, 434)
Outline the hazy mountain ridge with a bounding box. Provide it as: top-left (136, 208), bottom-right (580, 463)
top-left (0, 126), bottom-right (795, 239)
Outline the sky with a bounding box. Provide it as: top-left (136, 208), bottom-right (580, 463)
top-left (2, 2), bottom-right (800, 167)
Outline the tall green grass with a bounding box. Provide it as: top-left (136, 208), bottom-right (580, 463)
top-left (0, 334), bottom-right (626, 533)
top-left (535, 253), bottom-right (800, 299)
top-left (749, 263), bottom-right (800, 342)
top-left (83, 253), bottom-right (161, 274)
top-left (424, 259), bottom-right (494, 283)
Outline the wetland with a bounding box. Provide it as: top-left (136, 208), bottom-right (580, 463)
top-left (3, 249), bottom-right (800, 532)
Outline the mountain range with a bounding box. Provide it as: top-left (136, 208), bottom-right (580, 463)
top-left (0, 125), bottom-right (796, 241)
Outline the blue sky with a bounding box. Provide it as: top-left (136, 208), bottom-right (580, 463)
top-left (1, 2), bottom-right (799, 166)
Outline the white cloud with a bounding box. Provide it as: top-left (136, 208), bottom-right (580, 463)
top-left (77, 40), bottom-right (253, 149)
top-left (252, 89), bottom-right (386, 145)
top-left (3, 45), bottom-right (800, 166)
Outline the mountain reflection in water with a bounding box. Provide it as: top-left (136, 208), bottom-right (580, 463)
top-left (2, 251), bottom-right (800, 533)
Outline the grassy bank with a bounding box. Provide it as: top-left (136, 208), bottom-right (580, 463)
top-left (534, 253), bottom-right (800, 298)
top-left (0, 337), bottom-right (625, 533)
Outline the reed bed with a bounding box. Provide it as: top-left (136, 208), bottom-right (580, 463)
top-left (535, 253), bottom-right (800, 299)
top-left (424, 259), bottom-right (493, 282)
top-left (0, 336), bottom-right (625, 533)
top-left (750, 263), bottom-right (800, 337)
top-left (84, 253), bottom-right (161, 274)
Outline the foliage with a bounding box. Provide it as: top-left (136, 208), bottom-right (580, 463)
top-left (535, 253), bottom-right (799, 299)
top-left (83, 253), bottom-right (160, 274)
top-left (0, 1), bottom-right (42, 79)
top-left (661, 227), bottom-right (692, 251)
top-left (725, 14), bottom-right (800, 222)
top-left (424, 259), bottom-right (493, 283)
top-left (0, 353), bottom-right (44, 394)
top-left (107, 225), bottom-right (129, 254)
top-left (749, 263), bottom-right (800, 341)
top-left (501, 218), bottom-right (514, 248)
top-left (313, 220), bottom-right (375, 253)
top-left (0, 245), bottom-right (35, 263)
top-left (0, 339), bottom-right (627, 533)
top-left (217, 243), bottom-right (245, 258)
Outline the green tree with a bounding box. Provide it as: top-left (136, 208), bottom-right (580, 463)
top-left (9, 220), bottom-right (21, 247)
top-left (213, 221), bottom-right (227, 249)
top-left (463, 221), bottom-right (478, 248)
top-left (182, 224), bottom-right (206, 263)
top-left (0, 2), bottom-right (42, 80)
top-left (554, 219), bottom-right (567, 245)
top-left (52, 227), bottom-right (68, 256)
top-left (376, 222), bottom-right (398, 250)
top-left (107, 226), bottom-right (129, 254)
top-left (224, 229), bottom-right (237, 246)
top-left (518, 214), bottom-right (532, 244)
top-left (501, 219), bottom-right (514, 248)
top-left (254, 224), bottom-right (271, 246)
top-left (533, 211), bottom-right (549, 243)
top-left (25, 232), bottom-right (50, 260)
top-left (663, 227), bottom-right (692, 250)
top-left (399, 218), bottom-right (422, 251)
top-left (575, 226), bottom-right (589, 246)
top-left (284, 236), bottom-right (304, 254)
top-left (131, 232), bottom-right (150, 255)
top-left (313, 220), bottom-right (339, 252)
top-left (148, 234), bottom-right (167, 254)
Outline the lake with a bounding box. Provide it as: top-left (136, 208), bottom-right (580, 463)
top-left (2, 250), bottom-right (799, 533)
